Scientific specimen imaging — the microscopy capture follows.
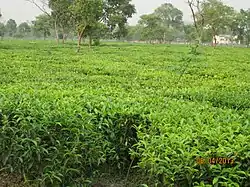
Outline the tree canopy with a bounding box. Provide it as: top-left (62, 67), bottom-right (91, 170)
top-left (230, 9), bottom-right (250, 45)
top-left (18, 22), bottom-right (31, 36)
top-left (5, 19), bottom-right (17, 37)
top-left (137, 3), bottom-right (184, 43)
top-left (26, 0), bottom-right (136, 49)
top-left (32, 14), bottom-right (52, 39)
top-left (2, 0), bottom-right (250, 47)
top-left (200, 0), bottom-right (235, 45)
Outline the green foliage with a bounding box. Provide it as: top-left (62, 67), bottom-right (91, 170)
top-left (0, 23), bottom-right (5, 38)
top-left (154, 3), bottom-right (183, 30)
top-left (84, 103), bottom-right (151, 170)
top-left (5, 19), bottom-right (17, 37)
top-left (18, 22), bottom-right (31, 34)
top-left (126, 25), bottom-right (143, 41)
top-left (0, 41), bottom-right (250, 186)
top-left (184, 24), bottom-right (196, 42)
top-left (103, 0), bottom-right (136, 39)
top-left (32, 14), bottom-right (52, 39)
top-left (49, 0), bottom-right (73, 29)
top-left (26, 0), bottom-right (135, 44)
top-left (17, 22), bottom-right (31, 37)
top-left (0, 100), bottom-right (108, 186)
top-left (231, 9), bottom-right (250, 46)
top-left (200, 0), bottom-right (235, 37)
top-left (84, 23), bottom-right (109, 45)
top-left (70, 0), bottom-right (103, 30)
top-left (139, 14), bottom-right (164, 42)
top-left (138, 3), bottom-right (184, 43)
top-left (93, 39), bottom-right (100, 46)
top-left (184, 23), bottom-right (212, 43)
top-left (13, 33), bottom-right (25, 39)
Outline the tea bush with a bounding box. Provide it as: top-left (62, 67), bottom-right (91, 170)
top-left (0, 40), bottom-right (250, 186)
top-left (0, 95), bottom-right (108, 185)
top-left (0, 93), bottom-right (151, 185)
top-left (133, 101), bottom-right (250, 186)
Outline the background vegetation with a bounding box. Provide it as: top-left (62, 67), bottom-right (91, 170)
top-left (1, 0), bottom-right (250, 46)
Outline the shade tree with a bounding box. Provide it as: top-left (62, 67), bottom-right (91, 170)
top-left (5, 19), bottom-right (17, 37)
top-left (32, 14), bottom-right (52, 40)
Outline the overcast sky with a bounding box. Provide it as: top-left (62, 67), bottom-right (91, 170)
top-left (1, 0), bottom-right (250, 25)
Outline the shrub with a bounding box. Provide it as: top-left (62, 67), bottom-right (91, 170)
top-left (93, 38), bottom-right (101, 46)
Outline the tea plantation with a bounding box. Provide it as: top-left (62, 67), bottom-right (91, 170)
top-left (0, 40), bottom-right (250, 187)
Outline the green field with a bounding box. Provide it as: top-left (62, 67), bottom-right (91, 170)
top-left (0, 40), bottom-right (250, 186)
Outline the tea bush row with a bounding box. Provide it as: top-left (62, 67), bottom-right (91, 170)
top-left (0, 41), bottom-right (250, 186)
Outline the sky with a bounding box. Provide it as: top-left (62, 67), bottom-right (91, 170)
top-left (1, 0), bottom-right (250, 25)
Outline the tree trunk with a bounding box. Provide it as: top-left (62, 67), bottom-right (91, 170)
top-left (62, 35), bottom-right (65, 44)
top-left (77, 26), bottom-right (86, 52)
top-left (89, 35), bottom-right (92, 48)
top-left (62, 27), bottom-right (65, 44)
top-left (212, 35), bottom-right (217, 47)
top-left (212, 28), bottom-right (217, 47)
top-left (187, 0), bottom-right (204, 47)
top-left (54, 20), bottom-right (59, 44)
top-left (77, 32), bottom-right (82, 52)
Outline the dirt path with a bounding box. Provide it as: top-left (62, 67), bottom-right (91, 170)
top-left (0, 172), bottom-right (25, 187)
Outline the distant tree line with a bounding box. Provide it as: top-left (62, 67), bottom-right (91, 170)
top-left (126, 0), bottom-right (250, 46)
top-left (0, 17), bottom-right (48, 40)
top-left (1, 0), bottom-right (250, 47)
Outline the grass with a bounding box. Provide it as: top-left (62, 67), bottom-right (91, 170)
top-left (0, 40), bottom-right (250, 186)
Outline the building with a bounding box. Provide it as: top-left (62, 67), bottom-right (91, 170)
top-left (213, 35), bottom-right (239, 45)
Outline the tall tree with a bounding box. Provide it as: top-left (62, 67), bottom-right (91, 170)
top-left (187, 0), bottom-right (205, 44)
top-left (69, 0), bottom-right (103, 51)
top-left (26, 0), bottom-right (61, 43)
top-left (154, 3), bottom-right (184, 42)
top-left (32, 14), bottom-right (52, 40)
top-left (200, 0), bottom-right (235, 46)
top-left (231, 9), bottom-right (250, 46)
top-left (103, 0), bottom-right (136, 40)
top-left (49, 0), bottom-right (73, 43)
top-left (5, 19), bottom-right (17, 37)
top-left (75, 0), bottom-right (136, 46)
top-left (137, 3), bottom-right (183, 43)
top-left (154, 3), bottom-right (183, 30)
top-left (18, 22), bottom-right (31, 37)
top-left (139, 14), bottom-right (164, 43)
top-left (27, 0), bottom-right (136, 48)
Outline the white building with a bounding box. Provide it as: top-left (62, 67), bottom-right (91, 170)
top-left (213, 35), bottom-right (239, 45)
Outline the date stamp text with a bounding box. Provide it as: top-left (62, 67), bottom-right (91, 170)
top-left (196, 157), bottom-right (235, 165)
